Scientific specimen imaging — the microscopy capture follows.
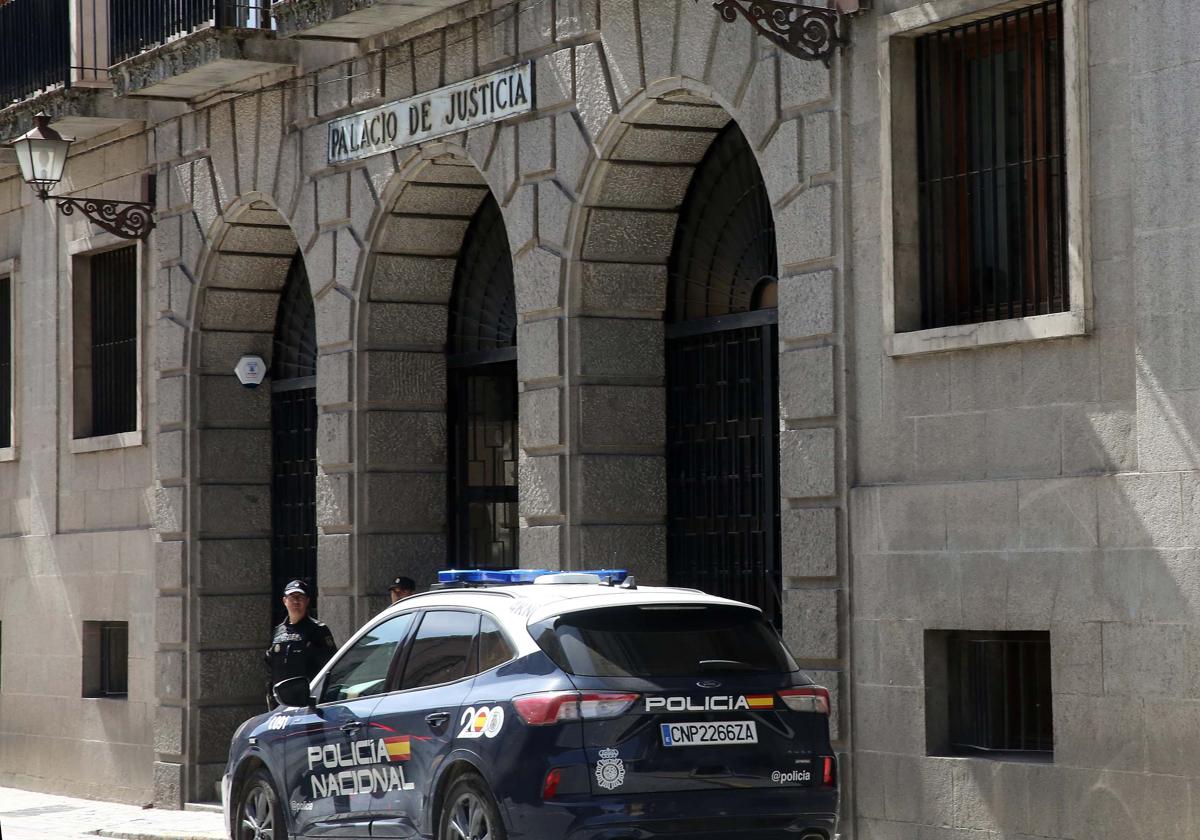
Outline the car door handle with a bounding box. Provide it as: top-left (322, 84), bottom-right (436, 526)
top-left (425, 711), bottom-right (451, 728)
top-left (340, 721), bottom-right (364, 734)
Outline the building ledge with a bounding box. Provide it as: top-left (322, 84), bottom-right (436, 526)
top-left (272, 0), bottom-right (470, 41)
top-left (110, 27), bottom-right (299, 100)
top-left (71, 430), bottom-right (145, 453)
top-left (0, 84), bottom-right (137, 145)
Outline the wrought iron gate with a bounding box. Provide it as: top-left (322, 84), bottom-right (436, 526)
top-left (666, 122), bottom-right (782, 627)
top-left (270, 254), bottom-right (317, 624)
top-left (666, 313), bottom-right (780, 626)
top-left (447, 194), bottom-right (518, 568)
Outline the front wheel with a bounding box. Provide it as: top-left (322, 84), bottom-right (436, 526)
top-left (236, 769), bottom-right (287, 840)
top-left (438, 772), bottom-right (507, 840)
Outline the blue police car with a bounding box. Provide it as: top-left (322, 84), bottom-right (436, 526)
top-left (223, 570), bottom-right (838, 840)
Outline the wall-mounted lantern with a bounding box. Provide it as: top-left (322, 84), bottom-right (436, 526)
top-left (699, 0), bottom-right (865, 64)
top-left (9, 114), bottom-right (155, 240)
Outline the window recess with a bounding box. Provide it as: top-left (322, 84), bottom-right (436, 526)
top-left (915, 1), bottom-right (1067, 330)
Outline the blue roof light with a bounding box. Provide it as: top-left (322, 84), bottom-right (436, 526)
top-left (436, 568), bottom-right (628, 586)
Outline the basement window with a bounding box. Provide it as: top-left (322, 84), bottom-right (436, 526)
top-left (83, 620), bottom-right (129, 699)
top-left (926, 630), bottom-right (1053, 759)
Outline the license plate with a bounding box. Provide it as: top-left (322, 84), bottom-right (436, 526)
top-left (660, 721), bottom-right (758, 747)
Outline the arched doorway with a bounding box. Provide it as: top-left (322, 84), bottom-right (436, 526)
top-left (665, 122), bottom-right (781, 626)
top-left (270, 252), bottom-right (318, 623)
top-left (446, 194), bottom-right (518, 568)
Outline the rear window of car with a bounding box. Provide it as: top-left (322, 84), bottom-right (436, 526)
top-left (530, 604), bottom-right (798, 678)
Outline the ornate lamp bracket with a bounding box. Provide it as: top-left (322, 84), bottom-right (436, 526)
top-left (704, 0), bottom-right (850, 64)
top-left (54, 196), bottom-right (155, 240)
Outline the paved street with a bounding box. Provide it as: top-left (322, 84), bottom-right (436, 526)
top-left (0, 787), bottom-right (225, 840)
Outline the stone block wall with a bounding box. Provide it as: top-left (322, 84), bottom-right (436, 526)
top-left (0, 130), bottom-right (157, 804)
top-left (2, 0), bottom-right (854, 813)
top-left (846, 0), bottom-right (1198, 837)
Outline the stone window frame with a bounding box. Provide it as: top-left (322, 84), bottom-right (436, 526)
top-left (879, 0), bottom-right (1091, 356)
top-left (67, 234), bottom-right (145, 453)
top-left (0, 259), bottom-right (19, 463)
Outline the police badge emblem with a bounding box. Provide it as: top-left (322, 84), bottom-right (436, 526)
top-left (594, 748), bottom-right (625, 791)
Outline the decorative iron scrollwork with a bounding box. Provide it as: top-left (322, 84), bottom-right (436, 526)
top-left (56, 197), bottom-right (155, 240)
top-left (707, 0), bottom-right (846, 64)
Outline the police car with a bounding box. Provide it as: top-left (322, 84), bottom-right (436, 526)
top-left (223, 570), bottom-right (838, 840)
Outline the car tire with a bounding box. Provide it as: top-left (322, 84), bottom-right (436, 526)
top-left (438, 772), bottom-right (508, 840)
top-left (235, 769), bottom-right (287, 840)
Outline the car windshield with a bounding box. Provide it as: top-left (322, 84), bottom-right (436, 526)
top-left (530, 604), bottom-right (798, 678)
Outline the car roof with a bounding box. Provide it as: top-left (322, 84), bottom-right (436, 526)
top-left (377, 582), bottom-right (760, 627)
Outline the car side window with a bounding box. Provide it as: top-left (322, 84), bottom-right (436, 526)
top-left (478, 615), bottom-right (515, 672)
top-left (401, 611), bottom-right (480, 690)
top-left (320, 613), bottom-right (416, 704)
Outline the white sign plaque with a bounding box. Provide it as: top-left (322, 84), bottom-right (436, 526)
top-left (326, 62), bottom-right (534, 166)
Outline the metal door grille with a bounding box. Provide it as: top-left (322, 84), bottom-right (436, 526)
top-left (448, 194), bottom-right (518, 568)
top-left (0, 277), bottom-right (12, 449)
top-left (90, 246), bottom-right (138, 437)
top-left (271, 255), bottom-right (317, 625)
top-left (666, 123), bottom-right (782, 627)
top-left (667, 316), bottom-right (780, 626)
top-left (949, 631), bottom-right (1053, 754)
top-left (449, 364), bottom-right (518, 569)
top-left (916, 1), bottom-right (1066, 328)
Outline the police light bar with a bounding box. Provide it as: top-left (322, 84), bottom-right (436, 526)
top-left (436, 569), bottom-right (628, 586)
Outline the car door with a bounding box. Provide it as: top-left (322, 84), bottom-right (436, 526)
top-left (283, 612), bottom-right (417, 838)
top-left (368, 609), bottom-right (481, 839)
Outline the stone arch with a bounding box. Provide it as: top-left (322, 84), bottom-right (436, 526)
top-left (184, 194), bottom-right (309, 804)
top-left (566, 65), bottom-right (844, 717)
top-left (564, 84), bottom-right (746, 584)
top-left (566, 67), bottom-right (840, 628)
top-left (356, 148), bottom-right (514, 608)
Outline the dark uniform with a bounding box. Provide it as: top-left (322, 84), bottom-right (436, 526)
top-left (264, 614), bottom-right (337, 703)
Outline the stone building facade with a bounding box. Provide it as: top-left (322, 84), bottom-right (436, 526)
top-left (0, 0), bottom-right (1190, 836)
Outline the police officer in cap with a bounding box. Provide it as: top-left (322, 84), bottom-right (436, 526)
top-left (388, 575), bottom-right (416, 604)
top-left (264, 579), bottom-right (337, 708)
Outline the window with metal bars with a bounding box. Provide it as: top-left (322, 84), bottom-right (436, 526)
top-left (82, 620), bottom-right (129, 699)
top-left (926, 630), bottom-right (1053, 758)
top-left (83, 246), bottom-right (138, 437)
top-left (0, 276), bottom-right (12, 449)
top-left (915, 1), bottom-right (1066, 330)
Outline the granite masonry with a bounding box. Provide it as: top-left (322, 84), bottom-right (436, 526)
top-left (0, 0), bottom-right (1189, 837)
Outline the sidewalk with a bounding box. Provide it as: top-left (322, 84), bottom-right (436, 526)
top-left (0, 787), bottom-right (226, 840)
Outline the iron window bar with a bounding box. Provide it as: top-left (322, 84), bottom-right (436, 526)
top-left (948, 632), bottom-right (1053, 755)
top-left (90, 246), bottom-right (138, 438)
top-left (99, 622), bottom-right (129, 697)
top-left (915, 1), bottom-right (1067, 330)
top-left (0, 277), bottom-right (11, 450)
top-left (0, 0), bottom-right (70, 107)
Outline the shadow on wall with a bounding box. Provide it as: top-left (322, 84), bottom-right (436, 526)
top-left (852, 372), bottom-right (1199, 837)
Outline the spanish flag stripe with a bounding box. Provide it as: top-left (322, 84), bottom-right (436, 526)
top-left (383, 736), bottom-right (411, 760)
top-left (745, 695), bottom-right (774, 708)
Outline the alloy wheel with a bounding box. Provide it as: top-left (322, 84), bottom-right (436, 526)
top-left (445, 791), bottom-right (492, 840)
top-left (241, 785), bottom-right (275, 840)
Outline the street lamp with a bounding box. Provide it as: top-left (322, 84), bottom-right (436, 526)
top-left (11, 114), bottom-right (71, 199)
top-left (10, 114), bottom-right (155, 240)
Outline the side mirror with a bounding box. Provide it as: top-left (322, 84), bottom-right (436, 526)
top-left (273, 677), bottom-right (316, 710)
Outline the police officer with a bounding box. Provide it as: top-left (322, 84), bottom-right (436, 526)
top-left (264, 580), bottom-right (337, 708)
top-left (387, 575), bottom-right (416, 604)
